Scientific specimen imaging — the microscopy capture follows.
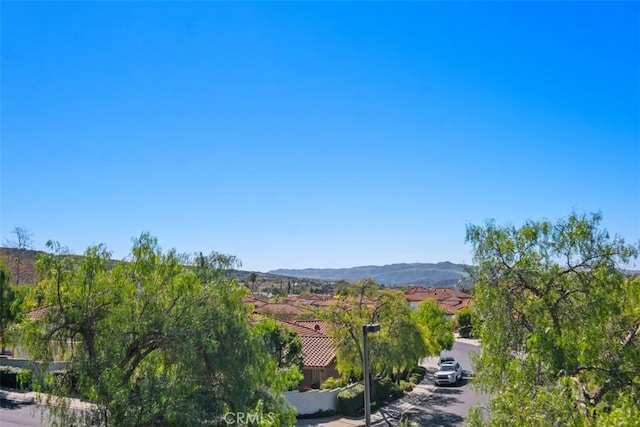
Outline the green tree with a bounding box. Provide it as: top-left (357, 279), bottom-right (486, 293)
top-left (413, 299), bottom-right (455, 351)
top-left (252, 317), bottom-right (304, 370)
top-left (23, 234), bottom-right (297, 426)
top-left (465, 212), bottom-right (640, 426)
top-left (454, 306), bottom-right (475, 338)
top-left (0, 259), bottom-right (12, 354)
top-left (323, 279), bottom-right (433, 384)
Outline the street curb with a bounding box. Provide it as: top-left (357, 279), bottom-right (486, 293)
top-left (0, 387), bottom-right (96, 411)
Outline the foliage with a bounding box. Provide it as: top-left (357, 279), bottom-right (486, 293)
top-left (0, 259), bottom-right (31, 352)
top-left (21, 234), bottom-right (298, 426)
top-left (0, 366), bottom-right (32, 389)
top-left (336, 384), bottom-right (365, 416)
top-left (408, 372), bottom-right (422, 384)
top-left (412, 299), bottom-right (455, 351)
top-left (252, 318), bottom-right (304, 370)
top-left (399, 380), bottom-right (413, 392)
top-left (323, 279), bottom-right (434, 382)
top-left (373, 376), bottom-right (404, 402)
top-left (320, 376), bottom-right (345, 390)
top-left (465, 212), bottom-right (640, 427)
top-left (454, 306), bottom-right (475, 338)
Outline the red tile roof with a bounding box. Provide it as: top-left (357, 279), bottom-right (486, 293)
top-left (255, 303), bottom-right (312, 316)
top-left (299, 336), bottom-right (336, 367)
top-left (26, 306), bottom-right (51, 321)
top-left (294, 320), bottom-right (330, 336)
top-left (275, 319), bottom-right (336, 368)
top-left (277, 320), bottom-right (325, 338)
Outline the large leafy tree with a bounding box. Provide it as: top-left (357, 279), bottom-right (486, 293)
top-left (465, 212), bottom-right (640, 426)
top-left (412, 299), bottom-right (454, 353)
top-left (323, 279), bottom-right (438, 382)
top-left (23, 234), bottom-right (298, 426)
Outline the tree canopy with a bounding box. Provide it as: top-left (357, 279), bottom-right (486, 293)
top-left (323, 279), bottom-right (451, 381)
top-left (22, 234), bottom-right (300, 426)
top-left (465, 212), bottom-right (640, 426)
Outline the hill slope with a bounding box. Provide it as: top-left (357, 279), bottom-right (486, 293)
top-left (269, 262), bottom-right (468, 286)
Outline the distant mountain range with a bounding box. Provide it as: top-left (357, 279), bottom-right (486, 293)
top-left (269, 262), bottom-right (470, 287)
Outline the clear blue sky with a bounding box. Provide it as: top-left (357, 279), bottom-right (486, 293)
top-left (1, 1), bottom-right (638, 272)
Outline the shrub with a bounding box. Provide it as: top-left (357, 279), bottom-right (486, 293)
top-left (374, 377), bottom-right (394, 402)
top-left (455, 306), bottom-right (476, 338)
top-left (409, 373), bottom-right (422, 384)
top-left (390, 382), bottom-right (404, 399)
top-left (0, 366), bottom-right (32, 390)
top-left (399, 380), bottom-right (413, 392)
top-left (411, 366), bottom-right (427, 377)
top-left (320, 376), bottom-right (344, 390)
top-left (337, 384), bottom-right (364, 416)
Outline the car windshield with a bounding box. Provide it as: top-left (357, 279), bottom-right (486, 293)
top-left (439, 364), bottom-right (456, 372)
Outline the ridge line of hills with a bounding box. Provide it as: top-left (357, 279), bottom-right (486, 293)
top-left (268, 261), bottom-right (470, 286)
top-left (0, 247), bottom-right (468, 287)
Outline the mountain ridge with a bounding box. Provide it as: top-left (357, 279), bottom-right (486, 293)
top-left (268, 262), bottom-right (470, 286)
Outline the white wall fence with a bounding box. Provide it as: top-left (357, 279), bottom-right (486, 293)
top-left (284, 387), bottom-right (341, 415)
top-left (285, 383), bottom-right (362, 416)
top-left (0, 356), bottom-right (70, 372)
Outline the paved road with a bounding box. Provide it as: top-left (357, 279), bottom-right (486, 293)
top-left (0, 399), bottom-right (46, 427)
top-left (401, 341), bottom-right (489, 426)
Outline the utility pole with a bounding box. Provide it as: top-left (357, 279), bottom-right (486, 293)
top-left (363, 323), bottom-right (380, 427)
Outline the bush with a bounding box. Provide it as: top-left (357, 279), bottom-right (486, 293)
top-left (337, 384), bottom-right (364, 416)
top-left (455, 306), bottom-right (476, 338)
top-left (320, 376), bottom-right (344, 390)
top-left (390, 382), bottom-right (404, 399)
top-left (374, 377), bottom-right (394, 402)
top-left (409, 373), bottom-right (422, 384)
top-left (399, 380), bottom-right (413, 392)
top-left (0, 366), bottom-right (32, 390)
top-left (411, 366), bottom-right (427, 377)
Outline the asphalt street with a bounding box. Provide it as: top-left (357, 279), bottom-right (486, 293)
top-left (402, 341), bottom-right (489, 426)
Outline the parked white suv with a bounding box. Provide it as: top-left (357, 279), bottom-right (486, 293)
top-left (434, 361), bottom-right (463, 385)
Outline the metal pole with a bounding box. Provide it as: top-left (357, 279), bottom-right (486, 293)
top-left (363, 325), bottom-right (371, 427)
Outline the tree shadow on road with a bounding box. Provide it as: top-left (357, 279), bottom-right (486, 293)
top-left (0, 398), bottom-right (36, 410)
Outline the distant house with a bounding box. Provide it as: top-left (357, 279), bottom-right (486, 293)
top-left (404, 286), bottom-right (472, 316)
top-left (254, 302), bottom-right (314, 321)
top-left (277, 320), bottom-right (338, 388)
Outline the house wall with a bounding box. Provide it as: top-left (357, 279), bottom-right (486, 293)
top-left (301, 364), bottom-right (340, 388)
top-left (284, 388), bottom-right (341, 415)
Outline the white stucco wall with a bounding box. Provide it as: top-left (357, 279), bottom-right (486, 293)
top-left (284, 388), bottom-right (341, 415)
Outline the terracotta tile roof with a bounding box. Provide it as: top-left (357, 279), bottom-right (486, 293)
top-left (294, 320), bottom-right (330, 336)
top-left (277, 320), bottom-right (326, 337)
top-left (26, 306), bottom-right (51, 321)
top-left (300, 336), bottom-right (336, 367)
top-left (438, 303), bottom-right (458, 316)
top-left (275, 319), bottom-right (336, 368)
top-left (404, 286), bottom-right (431, 295)
top-left (404, 286), bottom-right (458, 302)
top-left (255, 303), bottom-right (312, 316)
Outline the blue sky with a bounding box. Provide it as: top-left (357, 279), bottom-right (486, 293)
top-left (1, 1), bottom-right (638, 272)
